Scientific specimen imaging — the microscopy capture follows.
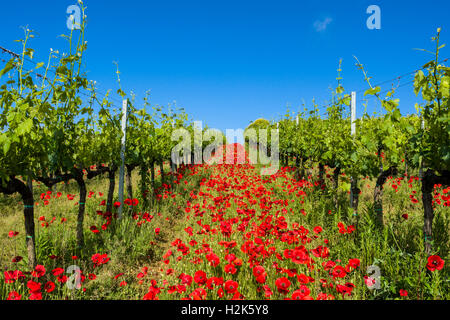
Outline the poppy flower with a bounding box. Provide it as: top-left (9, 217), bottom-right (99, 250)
top-left (426, 255), bottom-right (445, 271)
top-left (29, 292), bottom-right (43, 300)
top-left (194, 270), bottom-right (207, 285)
top-left (7, 291), bottom-right (21, 300)
top-left (91, 253), bottom-right (110, 267)
top-left (217, 287), bottom-right (224, 298)
top-left (348, 258), bottom-right (360, 269)
top-left (224, 264), bottom-right (237, 274)
top-left (114, 273), bottom-right (124, 280)
top-left (399, 289), bottom-right (408, 296)
top-left (291, 285), bottom-right (311, 300)
top-left (253, 265), bottom-right (266, 277)
top-left (364, 276), bottom-right (376, 288)
top-left (12, 256), bottom-right (23, 263)
top-left (31, 265), bottom-right (46, 278)
top-left (313, 226), bottom-right (323, 234)
top-left (206, 253), bottom-right (220, 267)
top-left (224, 280), bottom-right (239, 294)
top-left (27, 280), bottom-right (41, 293)
top-left (8, 231), bottom-right (19, 238)
top-left (44, 281), bottom-right (55, 293)
top-left (275, 277), bottom-right (291, 294)
top-left (52, 268), bottom-right (64, 276)
top-left (180, 274), bottom-right (193, 286)
top-left (90, 226), bottom-right (100, 233)
top-left (4, 270), bottom-right (25, 284)
top-left (332, 265), bottom-right (347, 278)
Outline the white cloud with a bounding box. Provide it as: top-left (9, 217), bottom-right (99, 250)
top-left (313, 17), bottom-right (333, 32)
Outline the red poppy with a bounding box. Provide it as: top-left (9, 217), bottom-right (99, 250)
top-left (224, 280), bottom-right (239, 294)
top-left (180, 274), bottom-right (193, 286)
top-left (253, 265), bottom-right (266, 277)
top-left (332, 265), bottom-right (347, 278)
top-left (8, 231), bottom-right (19, 238)
top-left (399, 289), bottom-right (408, 296)
top-left (313, 226), bottom-right (323, 234)
top-left (31, 265), bottom-right (46, 278)
top-left (90, 225), bottom-right (100, 233)
top-left (224, 264), bottom-right (237, 274)
top-left (92, 253), bottom-right (110, 267)
top-left (206, 253), bottom-right (220, 267)
top-left (291, 248), bottom-right (309, 264)
top-left (426, 255), bottom-right (445, 271)
top-left (7, 291), bottom-right (21, 300)
top-left (364, 276), bottom-right (376, 288)
top-left (27, 280), bottom-right (41, 293)
top-left (52, 268), bottom-right (64, 276)
top-left (29, 292), bottom-right (43, 300)
top-left (194, 270), bottom-right (207, 285)
top-left (348, 258), bottom-right (360, 269)
top-left (57, 274), bottom-right (68, 283)
top-left (275, 277), bottom-right (291, 294)
top-left (4, 270), bottom-right (25, 284)
top-left (291, 285), bottom-right (311, 300)
top-left (44, 281), bottom-right (55, 293)
top-left (12, 256), bottom-right (23, 263)
top-left (217, 287), bottom-right (224, 298)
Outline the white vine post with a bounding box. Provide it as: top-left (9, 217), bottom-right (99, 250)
top-left (350, 91), bottom-right (356, 208)
top-left (118, 98), bottom-right (128, 219)
top-left (419, 116), bottom-right (425, 180)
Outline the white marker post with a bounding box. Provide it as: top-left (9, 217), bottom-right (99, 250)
top-left (118, 99), bottom-right (128, 219)
top-left (350, 92), bottom-right (356, 212)
top-left (351, 92), bottom-right (356, 136)
top-left (419, 116), bottom-right (425, 180)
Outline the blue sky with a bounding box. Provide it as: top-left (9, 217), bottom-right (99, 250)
top-left (0, 0), bottom-right (449, 137)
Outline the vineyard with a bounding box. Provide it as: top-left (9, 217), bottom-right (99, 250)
top-left (0, 3), bottom-right (449, 301)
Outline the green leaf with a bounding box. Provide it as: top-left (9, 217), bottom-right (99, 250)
top-left (340, 181), bottom-right (351, 192)
top-left (0, 59), bottom-right (15, 79)
top-left (16, 118), bottom-right (33, 136)
top-left (25, 48), bottom-right (34, 59)
top-left (364, 86), bottom-right (381, 96)
top-left (2, 136), bottom-right (11, 155)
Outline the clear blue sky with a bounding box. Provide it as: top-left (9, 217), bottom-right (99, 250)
top-left (1, 0), bottom-right (449, 136)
